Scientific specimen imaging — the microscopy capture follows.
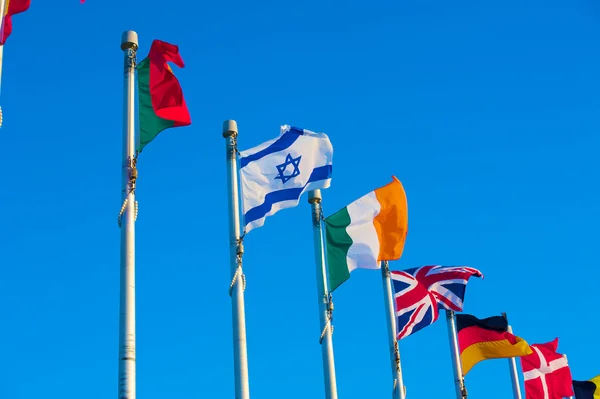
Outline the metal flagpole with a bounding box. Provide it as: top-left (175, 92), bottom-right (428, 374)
top-left (502, 313), bottom-right (523, 399)
top-left (118, 30), bottom-right (138, 399)
top-left (0, 0), bottom-right (7, 127)
top-left (223, 120), bottom-right (250, 399)
top-left (506, 325), bottom-right (523, 399)
top-left (381, 261), bottom-right (406, 399)
top-left (563, 354), bottom-right (574, 399)
top-left (308, 189), bottom-right (338, 399)
top-left (446, 309), bottom-right (467, 399)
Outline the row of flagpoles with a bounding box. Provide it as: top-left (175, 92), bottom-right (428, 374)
top-left (2, 8), bottom-right (598, 396)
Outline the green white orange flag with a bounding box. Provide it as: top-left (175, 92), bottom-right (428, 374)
top-left (136, 39), bottom-right (191, 153)
top-left (1, 0), bottom-right (31, 45)
top-left (325, 176), bottom-right (408, 291)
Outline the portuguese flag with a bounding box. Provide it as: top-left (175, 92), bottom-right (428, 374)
top-left (1, 0), bottom-right (31, 45)
top-left (325, 176), bottom-right (408, 291)
top-left (137, 40), bottom-right (191, 153)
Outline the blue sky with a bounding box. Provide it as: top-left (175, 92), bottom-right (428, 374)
top-left (1, 0), bottom-right (599, 398)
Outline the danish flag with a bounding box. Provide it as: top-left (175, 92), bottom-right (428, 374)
top-left (521, 338), bottom-right (574, 399)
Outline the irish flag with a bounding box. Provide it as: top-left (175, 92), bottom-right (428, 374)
top-left (325, 176), bottom-right (408, 291)
top-left (137, 39), bottom-right (191, 153)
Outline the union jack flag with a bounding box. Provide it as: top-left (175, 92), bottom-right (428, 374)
top-left (391, 265), bottom-right (483, 340)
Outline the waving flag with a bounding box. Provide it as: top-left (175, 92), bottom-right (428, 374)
top-left (137, 40), bottom-right (191, 153)
top-left (573, 375), bottom-right (600, 399)
top-left (521, 339), bottom-right (574, 399)
top-left (240, 125), bottom-right (333, 233)
top-left (325, 176), bottom-right (408, 291)
top-left (1, 0), bottom-right (31, 44)
top-left (457, 313), bottom-right (532, 375)
top-left (390, 265), bottom-right (482, 340)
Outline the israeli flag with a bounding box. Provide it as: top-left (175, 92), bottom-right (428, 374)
top-left (239, 125), bottom-right (333, 233)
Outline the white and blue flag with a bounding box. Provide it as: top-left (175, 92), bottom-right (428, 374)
top-left (239, 125), bottom-right (333, 233)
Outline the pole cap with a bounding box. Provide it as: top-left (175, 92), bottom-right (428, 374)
top-left (308, 189), bottom-right (322, 203)
top-left (121, 31), bottom-right (139, 51)
top-left (223, 120), bottom-right (238, 138)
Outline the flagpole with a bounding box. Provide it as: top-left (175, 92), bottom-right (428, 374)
top-left (223, 120), bottom-right (251, 399)
top-left (502, 313), bottom-right (523, 399)
top-left (381, 261), bottom-right (405, 399)
top-left (118, 30), bottom-right (138, 399)
top-left (506, 325), bottom-right (523, 399)
top-left (308, 189), bottom-right (338, 399)
top-left (0, 44), bottom-right (3, 127)
top-left (563, 354), bottom-right (574, 399)
top-left (0, 0), bottom-right (7, 127)
top-left (446, 310), bottom-right (467, 399)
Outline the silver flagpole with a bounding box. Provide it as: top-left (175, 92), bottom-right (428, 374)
top-left (381, 261), bottom-right (405, 399)
top-left (118, 30), bottom-right (138, 399)
top-left (0, 0), bottom-right (7, 127)
top-left (0, 44), bottom-right (3, 127)
top-left (563, 354), bottom-right (574, 399)
top-left (223, 120), bottom-right (251, 399)
top-left (446, 310), bottom-right (467, 399)
top-left (502, 313), bottom-right (523, 399)
top-left (506, 325), bottom-right (523, 399)
top-left (308, 189), bottom-right (338, 399)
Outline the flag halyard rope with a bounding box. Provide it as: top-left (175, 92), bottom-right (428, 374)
top-left (315, 201), bottom-right (334, 344)
top-left (229, 236), bottom-right (246, 296)
top-left (117, 155), bottom-right (139, 227)
top-left (319, 293), bottom-right (334, 343)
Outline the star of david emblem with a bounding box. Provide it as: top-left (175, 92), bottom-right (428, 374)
top-left (275, 153), bottom-right (301, 184)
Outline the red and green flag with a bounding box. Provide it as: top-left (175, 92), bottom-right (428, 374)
top-left (1, 0), bottom-right (31, 44)
top-left (136, 39), bottom-right (191, 153)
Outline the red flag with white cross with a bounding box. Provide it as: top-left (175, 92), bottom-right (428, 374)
top-left (520, 338), bottom-right (574, 399)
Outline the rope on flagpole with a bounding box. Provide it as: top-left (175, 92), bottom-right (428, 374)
top-left (394, 341), bottom-right (401, 372)
top-left (229, 236), bottom-right (246, 296)
top-left (319, 293), bottom-right (334, 343)
top-left (117, 155), bottom-right (139, 227)
top-left (315, 201), bottom-right (334, 344)
top-left (226, 132), bottom-right (246, 296)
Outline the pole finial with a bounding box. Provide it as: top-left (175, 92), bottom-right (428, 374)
top-left (308, 189), bottom-right (322, 204)
top-left (121, 30), bottom-right (139, 51)
top-left (223, 120), bottom-right (238, 138)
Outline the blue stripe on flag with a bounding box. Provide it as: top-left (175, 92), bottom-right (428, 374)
top-left (240, 130), bottom-right (303, 169)
top-left (288, 126), bottom-right (305, 135)
top-left (410, 307), bottom-right (434, 334)
top-left (244, 164), bottom-right (332, 226)
top-left (436, 283), bottom-right (466, 310)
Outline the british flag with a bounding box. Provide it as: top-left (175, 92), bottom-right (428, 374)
top-left (390, 265), bottom-right (483, 340)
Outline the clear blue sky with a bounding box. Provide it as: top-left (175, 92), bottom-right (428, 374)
top-left (1, 0), bottom-right (599, 398)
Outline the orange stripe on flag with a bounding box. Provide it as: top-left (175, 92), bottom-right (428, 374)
top-left (373, 176), bottom-right (408, 261)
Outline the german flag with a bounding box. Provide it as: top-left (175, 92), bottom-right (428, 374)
top-left (573, 375), bottom-right (600, 399)
top-left (457, 313), bottom-right (532, 375)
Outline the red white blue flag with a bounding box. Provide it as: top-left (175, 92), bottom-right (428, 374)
top-left (391, 265), bottom-right (482, 340)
